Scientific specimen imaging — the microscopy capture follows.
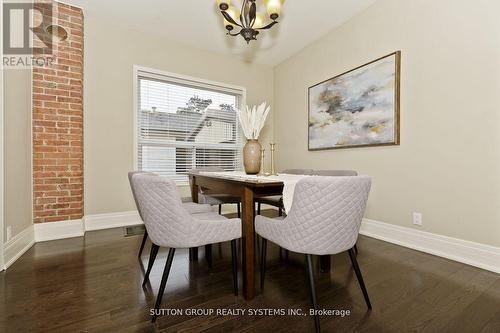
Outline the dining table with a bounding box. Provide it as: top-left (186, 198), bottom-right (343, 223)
top-left (189, 171), bottom-right (332, 300)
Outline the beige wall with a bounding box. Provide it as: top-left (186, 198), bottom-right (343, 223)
top-left (274, 0), bottom-right (500, 247)
top-left (3, 69), bottom-right (33, 241)
top-left (84, 18), bottom-right (274, 215)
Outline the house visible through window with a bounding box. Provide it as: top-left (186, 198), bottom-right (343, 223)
top-left (136, 68), bottom-right (244, 182)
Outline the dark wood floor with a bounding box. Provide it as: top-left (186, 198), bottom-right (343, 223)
top-left (1, 211), bottom-right (499, 333)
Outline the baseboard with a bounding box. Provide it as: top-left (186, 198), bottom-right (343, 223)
top-left (360, 218), bottom-right (500, 274)
top-left (84, 211), bottom-right (142, 231)
top-left (3, 225), bottom-right (35, 269)
top-left (34, 219), bottom-right (84, 242)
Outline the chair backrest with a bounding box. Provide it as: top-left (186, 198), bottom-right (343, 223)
top-left (281, 168), bottom-right (314, 175)
top-left (284, 176), bottom-right (371, 255)
top-left (313, 170), bottom-right (358, 176)
top-left (131, 174), bottom-right (194, 248)
top-left (128, 171), bottom-right (157, 219)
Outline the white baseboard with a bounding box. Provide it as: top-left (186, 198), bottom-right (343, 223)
top-left (34, 219), bottom-right (84, 242)
top-left (360, 218), bottom-right (500, 274)
top-left (84, 211), bottom-right (142, 231)
top-left (3, 225), bottom-right (35, 269)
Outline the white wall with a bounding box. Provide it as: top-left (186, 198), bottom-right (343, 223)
top-left (3, 69), bottom-right (33, 242)
top-left (84, 18), bottom-right (274, 215)
top-left (274, 0), bottom-right (500, 247)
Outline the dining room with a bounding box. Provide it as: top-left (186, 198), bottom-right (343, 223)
top-left (1, 0), bottom-right (500, 332)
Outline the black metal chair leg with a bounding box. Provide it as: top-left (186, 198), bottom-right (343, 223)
top-left (205, 244), bottom-right (213, 268)
top-left (257, 202), bottom-right (261, 215)
top-left (354, 244), bottom-right (359, 255)
top-left (278, 206), bottom-right (282, 216)
top-left (237, 203), bottom-right (241, 218)
top-left (279, 247), bottom-right (283, 260)
top-left (152, 248), bottom-right (176, 323)
top-left (218, 204), bottom-right (222, 214)
top-left (306, 254), bottom-right (321, 333)
top-left (142, 244), bottom-right (159, 286)
top-left (260, 238), bottom-right (267, 290)
top-left (231, 239), bottom-right (238, 296)
top-left (348, 248), bottom-right (372, 310)
top-left (138, 230), bottom-right (148, 258)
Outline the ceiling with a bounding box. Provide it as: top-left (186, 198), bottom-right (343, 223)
top-left (62, 0), bottom-right (376, 66)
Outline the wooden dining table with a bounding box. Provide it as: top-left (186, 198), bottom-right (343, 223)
top-left (189, 172), bottom-right (331, 300)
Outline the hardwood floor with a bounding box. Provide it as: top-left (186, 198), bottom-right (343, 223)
top-left (1, 211), bottom-right (499, 332)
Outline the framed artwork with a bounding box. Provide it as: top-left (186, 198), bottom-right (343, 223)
top-left (308, 51), bottom-right (400, 150)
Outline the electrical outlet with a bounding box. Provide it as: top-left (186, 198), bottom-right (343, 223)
top-left (413, 212), bottom-right (422, 226)
top-left (6, 226), bottom-right (12, 241)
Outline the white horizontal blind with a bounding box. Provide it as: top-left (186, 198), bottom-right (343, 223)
top-left (136, 69), bottom-right (243, 183)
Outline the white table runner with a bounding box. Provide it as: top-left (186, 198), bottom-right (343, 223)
top-left (198, 171), bottom-right (313, 213)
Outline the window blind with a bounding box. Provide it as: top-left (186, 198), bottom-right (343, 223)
top-left (136, 69), bottom-right (243, 183)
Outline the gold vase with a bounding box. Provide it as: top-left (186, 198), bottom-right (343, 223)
top-left (243, 139), bottom-right (261, 174)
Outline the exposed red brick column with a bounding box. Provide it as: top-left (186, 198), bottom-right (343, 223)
top-left (32, 1), bottom-right (84, 223)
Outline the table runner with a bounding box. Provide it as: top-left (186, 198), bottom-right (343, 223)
top-left (198, 171), bottom-right (313, 213)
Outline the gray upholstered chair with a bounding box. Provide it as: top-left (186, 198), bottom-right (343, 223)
top-left (128, 171), bottom-right (212, 258)
top-left (256, 176), bottom-right (372, 333)
top-left (188, 167), bottom-right (242, 217)
top-left (255, 168), bottom-right (314, 215)
top-left (131, 174), bottom-right (241, 323)
top-left (312, 169), bottom-right (358, 176)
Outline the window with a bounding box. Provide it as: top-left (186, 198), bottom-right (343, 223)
top-left (135, 68), bottom-right (244, 183)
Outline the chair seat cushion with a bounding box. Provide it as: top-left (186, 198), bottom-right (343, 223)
top-left (191, 212), bottom-right (227, 221)
top-left (182, 202), bottom-right (213, 214)
top-left (256, 195), bottom-right (282, 206)
top-left (200, 194), bottom-right (241, 205)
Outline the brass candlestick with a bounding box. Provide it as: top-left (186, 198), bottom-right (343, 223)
top-left (258, 148), bottom-right (265, 176)
top-left (270, 143), bottom-right (276, 175)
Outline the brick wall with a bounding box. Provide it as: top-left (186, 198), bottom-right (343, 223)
top-left (32, 1), bottom-right (84, 223)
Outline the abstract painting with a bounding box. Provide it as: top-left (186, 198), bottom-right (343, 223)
top-left (308, 51), bottom-right (400, 150)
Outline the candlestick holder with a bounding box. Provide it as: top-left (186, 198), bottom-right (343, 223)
top-left (258, 148), bottom-right (266, 176)
top-left (270, 143), bottom-right (276, 175)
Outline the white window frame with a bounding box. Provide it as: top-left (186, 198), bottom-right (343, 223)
top-left (132, 65), bottom-right (246, 185)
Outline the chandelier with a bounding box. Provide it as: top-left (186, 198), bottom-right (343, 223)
top-left (216, 0), bottom-right (284, 44)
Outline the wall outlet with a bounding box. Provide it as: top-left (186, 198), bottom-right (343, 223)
top-left (6, 226), bottom-right (12, 241)
top-left (413, 212), bottom-right (423, 226)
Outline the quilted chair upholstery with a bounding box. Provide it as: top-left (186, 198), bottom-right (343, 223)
top-left (256, 176), bottom-right (372, 333)
top-left (132, 174), bottom-right (241, 249)
top-left (255, 176), bottom-right (371, 255)
top-left (131, 174), bottom-right (242, 323)
top-left (312, 170), bottom-right (358, 176)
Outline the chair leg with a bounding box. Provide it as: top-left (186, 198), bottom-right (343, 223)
top-left (218, 204), bottom-right (222, 214)
top-left (257, 202), bottom-right (261, 215)
top-left (152, 248), bottom-right (176, 323)
top-left (138, 230), bottom-right (148, 258)
top-left (237, 203), bottom-right (241, 218)
top-left (142, 244), bottom-right (159, 286)
top-left (260, 238), bottom-right (267, 290)
top-left (278, 206), bottom-right (282, 217)
top-left (231, 239), bottom-right (238, 296)
top-left (354, 244), bottom-right (359, 255)
top-left (205, 244), bottom-right (213, 268)
top-left (306, 254), bottom-right (321, 333)
top-left (348, 248), bottom-right (372, 310)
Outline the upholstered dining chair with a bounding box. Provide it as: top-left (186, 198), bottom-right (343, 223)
top-left (256, 176), bottom-right (372, 333)
top-left (188, 167), bottom-right (242, 217)
top-left (255, 168), bottom-right (314, 216)
top-left (131, 174), bottom-right (242, 323)
top-left (128, 171), bottom-right (212, 258)
top-left (312, 170), bottom-right (358, 176)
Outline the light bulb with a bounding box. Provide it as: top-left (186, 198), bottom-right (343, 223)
top-left (265, 0), bottom-right (283, 20)
top-left (253, 12), bottom-right (265, 29)
top-left (223, 6), bottom-right (240, 31)
top-left (216, 0), bottom-right (230, 11)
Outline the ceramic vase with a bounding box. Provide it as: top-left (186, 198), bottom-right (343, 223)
top-left (243, 139), bottom-right (261, 174)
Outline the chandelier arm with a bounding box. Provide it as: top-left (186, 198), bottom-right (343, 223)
top-left (249, 1), bottom-right (256, 27)
top-left (226, 29), bottom-right (242, 36)
top-left (221, 11), bottom-right (242, 27)
top-left (240, 0), bottom-right (249, 27)
top-left (257, 20), bottom-right (278, 30)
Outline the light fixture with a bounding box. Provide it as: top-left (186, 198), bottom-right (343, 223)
top-left (217, 0), bottom-right (283, 44)
top-left (45, 24), bottom-right (69, 42)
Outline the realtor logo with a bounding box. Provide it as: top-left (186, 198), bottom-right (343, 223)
top-left (2, 1), bottom-right (55, 68)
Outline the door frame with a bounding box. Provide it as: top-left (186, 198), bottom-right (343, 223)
top-left (0, 1), bottom-right (5, 270)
